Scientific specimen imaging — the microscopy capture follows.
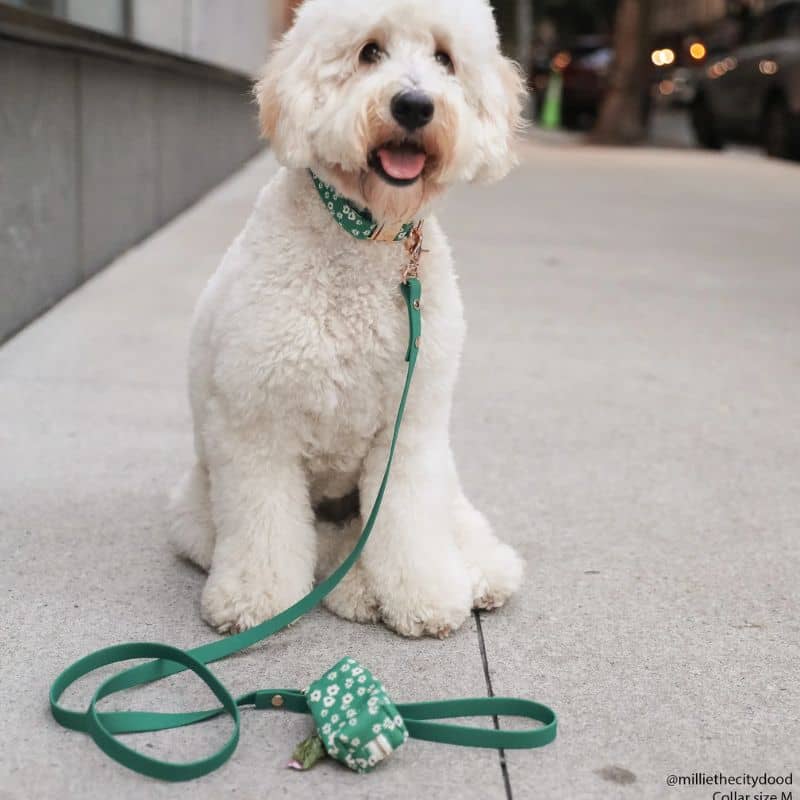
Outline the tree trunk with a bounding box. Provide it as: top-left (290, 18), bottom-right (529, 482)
top-left (592, 0), bottom-right (654, 145)
top-left (515, 0), bottom-right (534, 118)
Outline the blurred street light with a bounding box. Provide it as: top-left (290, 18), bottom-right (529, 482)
top-left (551, 50), bottom-right (572, 71)
top-left (689, 41), bottom-right (707, 60)
top-left (651, 47), bottom-right (676, 66)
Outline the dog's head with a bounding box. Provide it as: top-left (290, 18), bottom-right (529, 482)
top-left (255, 0), bottom-right (527, 223)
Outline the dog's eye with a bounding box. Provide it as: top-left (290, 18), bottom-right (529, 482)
top-left (435, 50), bottom-right (454, 72)
top-left (360, 42), bottom-right (384, 65)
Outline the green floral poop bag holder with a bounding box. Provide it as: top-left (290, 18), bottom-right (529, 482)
top-left (49, 218), bottom-right (557, 781)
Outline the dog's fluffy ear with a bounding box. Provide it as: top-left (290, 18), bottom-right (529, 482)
top-left (254, 34), bottom-right (315, 167)
top-left (473, 56), bottom-right (528, 183)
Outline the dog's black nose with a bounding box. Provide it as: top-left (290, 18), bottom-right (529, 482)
top-left (391, 90), bottom-right (434, 131)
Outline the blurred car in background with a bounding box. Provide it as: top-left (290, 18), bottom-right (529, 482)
top-left (531, 37), bottom-right (613, 130)
top-left (691, 0), bottom-right (800, 158)
top-left (531, 37), bottom-right (653, 131)
top-left (558, 40), bottom-right (615, 130)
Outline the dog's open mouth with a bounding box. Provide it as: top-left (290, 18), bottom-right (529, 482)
top-left (369, 141), bottom-right (427, 186)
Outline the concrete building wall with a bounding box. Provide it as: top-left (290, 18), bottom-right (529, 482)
top-left (131, 0), bottom-right (187, 55)
top-left (186, 0), bottom-right (272, 75)
top-left (0, 5), bottom-right (269, 342)
top-left (65, 0), bottom-right (125, 35)
top-left (4, 0), bottom-right (276, 73)
top-left (132, 0), bottom-right (274, 76)
top-left (0, 42), bottom-right (82, 340)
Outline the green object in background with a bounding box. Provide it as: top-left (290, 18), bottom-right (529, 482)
top-left (541, 70), bottom-right (563, 130)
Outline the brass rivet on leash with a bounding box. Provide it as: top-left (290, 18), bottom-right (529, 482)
top-left (272, 695), bottom-right (284, 708)
top-left (413, 299), bottom-right (421, 310)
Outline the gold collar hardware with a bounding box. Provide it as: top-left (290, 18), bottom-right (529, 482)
top-left (401, 222), bottom-right (425, 284)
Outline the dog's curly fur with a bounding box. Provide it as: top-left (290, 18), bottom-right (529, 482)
top-left (169, 0), bottom-right (527, 638)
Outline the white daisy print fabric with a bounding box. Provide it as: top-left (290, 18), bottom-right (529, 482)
top-left (305, 657), bottom-right (409, 773)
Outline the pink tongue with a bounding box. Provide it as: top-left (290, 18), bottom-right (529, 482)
top-left (378, 148), bottom-right (427, 181)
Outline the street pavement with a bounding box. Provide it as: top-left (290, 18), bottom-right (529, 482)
top-left (650, 108), bottom-right (698, 149)
top-left (1, 140), bottom-right (798, 800)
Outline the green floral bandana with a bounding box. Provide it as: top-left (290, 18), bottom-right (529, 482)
top-left (310, 172), bottom-right (417, 243)
top-left (304, 657), bottom-right (409, 773)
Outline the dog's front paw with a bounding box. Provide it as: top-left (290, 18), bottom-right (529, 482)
top-left (315, 519), bottom-right (381, 625)
top-left (201, 575), bottom-right (310, 635)
top-left (467, 540), bottom-right (524, 612)
top-left (376, 560), bottom-right (473, 639)
top-left (381, 603), bottom-right (470, 639)
top-left (323, 563), bottom-right (381, 624)
top-left (453, 500), bottom-right (525, 611)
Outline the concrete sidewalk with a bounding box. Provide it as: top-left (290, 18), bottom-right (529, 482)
top-left (1, 144), bottom-right (798, 800)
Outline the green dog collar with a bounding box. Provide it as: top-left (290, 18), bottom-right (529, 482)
top-left (310, 171), bottom-right (418, 242)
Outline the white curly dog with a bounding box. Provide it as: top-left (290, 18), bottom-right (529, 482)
top-left (170, 0), bottom-right (527, 639)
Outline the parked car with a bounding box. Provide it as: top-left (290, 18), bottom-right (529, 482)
top-left (531, 38), bottom-right (613, 130)
top-left (691, 0), bottom-right (800, 158)
top-left (559, 42), bottom-right (615, 130)
top-left (531, 37), bottom-right (653, 131)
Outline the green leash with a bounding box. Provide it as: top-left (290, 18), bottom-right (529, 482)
top-left (49, 278), bottom-right (557, 781)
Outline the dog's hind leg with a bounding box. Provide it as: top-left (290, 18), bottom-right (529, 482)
top-left (168, 463), bottom-right (216, 572)
top-left (316, 518), bottom-right (380, 624)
